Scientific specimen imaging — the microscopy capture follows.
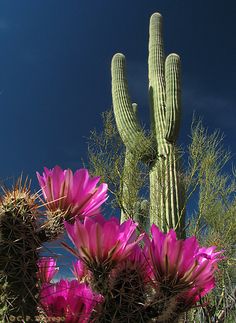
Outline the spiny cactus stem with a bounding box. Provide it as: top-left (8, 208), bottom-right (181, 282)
top-left (149, 13), bottom-right (166, 156)
top-left (112, 53), bottom-right (155, 159)
top-left (165, 54), bottom-right (181, 142)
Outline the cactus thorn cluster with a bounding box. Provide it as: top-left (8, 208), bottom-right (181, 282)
top-left (0, 176), bottom-right (68, 321)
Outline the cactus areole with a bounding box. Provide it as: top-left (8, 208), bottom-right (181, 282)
top-left (111, 13), bottom-right (185, 236)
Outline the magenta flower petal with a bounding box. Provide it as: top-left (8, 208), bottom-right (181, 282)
top-left (72, 259), bottom-right (92, 283)
top-left (80, 183), bottom-right (108, 216)
top-left (37, 257), bottom-right (58, 284)
top-left (40, 279), bottom-right (103, 323)
top-left (63, 215), bottom-right (143, 273)
top-left (146, 224), bottom-right (224, 308)
top-left (37, 166), bottom-right (108, 221)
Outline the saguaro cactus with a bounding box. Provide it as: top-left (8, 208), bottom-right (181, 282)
top-left (111, 13), bottom-right (185, 235)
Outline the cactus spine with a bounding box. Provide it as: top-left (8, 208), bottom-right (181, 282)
top-left (0, 180), bottom-right (39, 320)
top-left (0, 178), bottom-right (65, 321)
top-left (112, 13), bottom-right (185, 235)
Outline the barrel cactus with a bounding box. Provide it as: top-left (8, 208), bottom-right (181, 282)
top-left (0, 179), bottom-right (41, 321)
top-left (111, 12), bottom-right (185, 236)
top-left (0, 176), bottom-right (67, 321)
top-left (0, 167), bottom-right (107, 321)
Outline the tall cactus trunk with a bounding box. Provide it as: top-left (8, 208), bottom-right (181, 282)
top-left (150, 147), bottom-right (185, 236)
top-left (111, 13), bottom-right (185, 235)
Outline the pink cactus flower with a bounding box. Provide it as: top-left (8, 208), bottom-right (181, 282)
top-left (37, 257), bottom-right (58, 284)
top-left (110, 244), bottom-right (152, 287)
top-left (124, 245), bottom-right (153, 281)
top-left (37, 166), bottom-right (108, 220)
top-left (146, 225), bottom-right (223, 306)
top-left (72, 259), bottom-right (92, 283)
top-left (63, 214), bottom-right (144, 272)
top-left (107, 245), bottom-right (152, 320)
top-left (40, 279), bottom-right (103, 323)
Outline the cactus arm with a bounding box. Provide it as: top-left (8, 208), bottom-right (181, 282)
top-left (132, 102), bottom-right (138, 114)
top-left (163, 54), bottom-right (182, 233)
top-left (165, 54), bottom-right (181, 142)
top-left (111, 53), bottom-right (152, 157)
top-left (148, 13), bottom-right (167, 156)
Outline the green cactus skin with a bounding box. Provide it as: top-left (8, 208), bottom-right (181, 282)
top-left (0, 179), bottom-right (64, 321)
top-left (120, 147), bottom-right (137, 221)
top-left (112, 13), bottom-right (185, 235)
top-left (0, 182), bottom-right (40, 321)
top-left (120, 103), bottom-right (148, 224)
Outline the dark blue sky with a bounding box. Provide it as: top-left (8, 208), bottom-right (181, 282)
top-left (0, 0), bottom-right (235, 278)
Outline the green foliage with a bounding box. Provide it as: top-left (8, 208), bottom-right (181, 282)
top-left (87, 110), bottom-right (149, 224)
top-left (183, 119), bottom-right (236, 321)
top-left (186, 119), bottom-right (236, 254)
